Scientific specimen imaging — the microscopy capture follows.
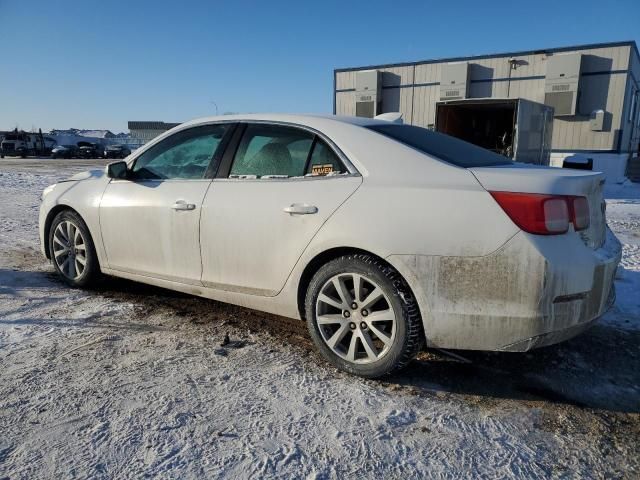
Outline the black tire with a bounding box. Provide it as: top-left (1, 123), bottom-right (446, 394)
top-left (49, 210), bottom-right (100, 288)
top-left (305, 254), bottom-right (424, 378)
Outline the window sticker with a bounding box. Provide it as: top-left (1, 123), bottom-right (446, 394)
top-left (311, 164), bottom-right (334, 176)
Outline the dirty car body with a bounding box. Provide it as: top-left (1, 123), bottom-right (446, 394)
top-left (39, 114), bottom-right (621, 375)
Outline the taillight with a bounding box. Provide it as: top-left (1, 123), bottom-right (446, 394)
top-left (490, 192), bottom-right (589, 235)
top-left (570, 196), bottom-right (590, 231)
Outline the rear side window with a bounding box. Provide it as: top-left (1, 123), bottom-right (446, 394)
top-left (306, 140), bottom-right (344, 175)
top-left (368, 124), bottom-right (512, 168)
top-left (231, 125), bottom-right (313, 177)
top-left (229, 124), bottom-right (347, 178)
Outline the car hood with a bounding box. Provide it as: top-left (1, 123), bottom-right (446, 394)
top-left (59, 169), bottom-right (105, 183)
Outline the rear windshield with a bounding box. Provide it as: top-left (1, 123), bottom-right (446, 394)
top-left (368, 124), bottom-right (512, 168)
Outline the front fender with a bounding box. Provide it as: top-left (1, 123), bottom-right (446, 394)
top-left (39, 176), bottom-right (110, 266)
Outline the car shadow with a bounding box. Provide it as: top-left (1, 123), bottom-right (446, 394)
top-left (5, 267), bottom-right (639, 413)
top-left (389, 324), bottom-right (640, 414)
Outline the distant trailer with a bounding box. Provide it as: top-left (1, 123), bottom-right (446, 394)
top-left (0, 130), bottom-right (54, 158)
top-left (435, 98), bottom-right (554, 166)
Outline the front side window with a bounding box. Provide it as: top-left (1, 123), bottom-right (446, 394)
top-left (131, 124), bottom-right (229, 180)
top-left (229, 124), bottom-right (347, 178)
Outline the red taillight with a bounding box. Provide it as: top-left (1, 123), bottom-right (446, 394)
top-left (490, 192), bottom-right (589, 235)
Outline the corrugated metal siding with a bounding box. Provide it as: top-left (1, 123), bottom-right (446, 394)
top-left (336, 71), bottom-right (357, 91)
top-left (628, 49), bottom-right (640, 152)
top-left (336, 91), bottom-right (356, 116)
top-left (335, 43), bottom-right (636, 152)
top-left (411, 85), bottom-right (439, 127)
top-left (619, 47), bottom-right (640, 153)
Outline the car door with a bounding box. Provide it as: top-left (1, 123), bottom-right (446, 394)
top-left (99, 123), bottom-right (234, 285)
top-left (200, 122), bottom-right (362, 296)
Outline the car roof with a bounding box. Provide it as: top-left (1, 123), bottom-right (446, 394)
top-left (180, 113), bottom-right (390, 130)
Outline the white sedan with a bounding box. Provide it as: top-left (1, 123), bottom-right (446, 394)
top-left (39, 114), bottom-right (622, 377)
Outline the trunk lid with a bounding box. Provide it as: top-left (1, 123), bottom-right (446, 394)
top-left (469, 164), bottom-right (606, 248)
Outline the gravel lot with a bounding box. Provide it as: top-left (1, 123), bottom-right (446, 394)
top-left (0, 158), bottom-right (639, 479)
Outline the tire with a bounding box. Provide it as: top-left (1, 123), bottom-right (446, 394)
top-left (305, 254), bottom-right (424, 378)
top-left (49, 210), bottom-right (100, 287)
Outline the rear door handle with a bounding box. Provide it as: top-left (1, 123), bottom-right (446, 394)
top-left (283, 204), bottom-right (318, 215)
top-left (172, 200), bottom-right (196, 211)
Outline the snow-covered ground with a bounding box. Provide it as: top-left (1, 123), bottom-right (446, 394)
top-left (1, 159), bottom-right (639, 479)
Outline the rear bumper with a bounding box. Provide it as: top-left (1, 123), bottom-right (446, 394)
top-left (500, 282), bottom-right (616, 351)
top-left (388, 228), bottom-right (622, 351)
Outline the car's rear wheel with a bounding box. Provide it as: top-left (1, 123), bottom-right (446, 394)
top-left (49, 210), bottom-right (100, 287)
top-left (305, 254), bottom-right (423, 378)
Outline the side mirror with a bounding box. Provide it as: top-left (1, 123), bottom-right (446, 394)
top-left (106, 161), bottom-right (128, 179)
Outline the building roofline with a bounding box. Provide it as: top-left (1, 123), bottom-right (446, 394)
top-left (128, 121), bottom-right (181, 130)
top-left (334, 40), bottom-right (639, 73)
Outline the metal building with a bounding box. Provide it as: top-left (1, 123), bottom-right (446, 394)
top-left (334, 41), bottom-right (640, 182)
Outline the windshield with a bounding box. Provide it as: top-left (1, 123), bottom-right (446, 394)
top-left (367, 124), bottom-right (512, 168)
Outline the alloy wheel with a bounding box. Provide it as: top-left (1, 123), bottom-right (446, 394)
top-left (52, 220), bottom-right (87, 280)
top-left (315, 273), bottom-right (397, 364)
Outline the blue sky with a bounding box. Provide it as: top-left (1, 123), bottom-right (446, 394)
top-left (1, 0), bottom-right (639, 132)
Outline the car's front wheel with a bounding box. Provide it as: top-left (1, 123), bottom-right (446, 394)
top-left (49, 210), bottom-right (100, 287)
top-left (305, 254), bottom-right (423, 378)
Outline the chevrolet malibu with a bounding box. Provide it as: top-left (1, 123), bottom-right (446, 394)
top-left (39, 114), bottom-right (622, 377)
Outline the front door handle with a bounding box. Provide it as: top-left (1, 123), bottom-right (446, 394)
top-left (283, 203), bottom-right (318, 215)
top-left (172, 200), bottom-right (196, 211)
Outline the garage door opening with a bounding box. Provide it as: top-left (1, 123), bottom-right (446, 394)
top-left (436, 101), bottom-right (516, 156)
top-left (435, 98), bottom-right (554, 165)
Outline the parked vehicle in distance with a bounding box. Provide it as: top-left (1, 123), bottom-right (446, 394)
top-left (39, 114), bottom-right (622, 378)
top-left (103, 144), bottom-right (131, 159)
top-left (51, 145), bottom-right (79, 159)
top-left (1, 130), bottom-right (53, 158)
top-left (77, 142), bottom-right (104, 159)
